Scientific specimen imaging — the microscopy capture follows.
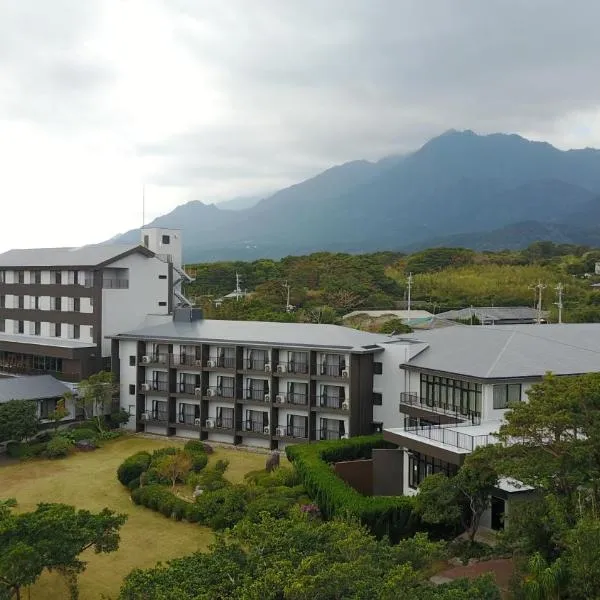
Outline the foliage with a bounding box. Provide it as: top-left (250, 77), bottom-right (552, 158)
top-left (119, 512), bottom-right (500, 600)
top-left (377, 318), bottom-right (412, 334)
top-left (404, 247), bottom-right (476, 274)
top-left (286, 435), bottom-right (419, 541)
top-left (193, 485), bottom-right (250, 530)
top-left (130, 485), bottom-right (189, 521)
top-left (48, 397), bottom-right (70, 431)
top-left (155, 452), bottom-right (193, 489)
top-left (108, 409), bottom-right (131, 428)
top-left (0, 500), bottom-right (126, 600)
top-left (45, 435), bottom-right (73, 459)
top-left (76, 371), bottom-right (118, 432)
top-left (183, 441), bottom-right (208, 472)
top-left (66, 428), bottom-right (98, 443)
top-left (244, 467), bottom-right (301, 488)
top-left (117, 451), bottom-right (152, 487)
top-left (0, 400), bottom-right (38, 443)
top-left (5, 441), bottom-right (47, 460)
top-left (193, 459), bottom-right (230, 492)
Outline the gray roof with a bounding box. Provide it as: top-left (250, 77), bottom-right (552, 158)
top-left (0, 244), bottom-right (151, 268)
top-left (343, 310), bottom-right (433, 320)
top-left (435, 306), bottom-right (549, 322)
top-left (113, 315), bottom-right (394, 352)
top-left (402, 324), bottom-right (600, 379)
top-left (0, 332), bottom-right (95, 349)
top-left (0, 375), bottom-right (71, 403)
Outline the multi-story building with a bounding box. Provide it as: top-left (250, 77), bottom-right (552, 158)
top-left (382, 324), bottom-right (600, 528)
top-left (0, 227), bottom-right (191, 383)
top-left (112, 307), bottom-right (415, 449)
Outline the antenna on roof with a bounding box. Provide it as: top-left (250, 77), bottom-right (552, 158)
top-left (555, 283), bottom-right (564, 324)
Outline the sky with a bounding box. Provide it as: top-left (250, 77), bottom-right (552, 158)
top-left (1, 0), bottom-right (600, 252)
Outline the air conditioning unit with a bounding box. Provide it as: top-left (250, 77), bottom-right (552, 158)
top-left (263, 426), bottom-right (271, 435)
top-left (194, 418), bottom-right (201, 426)
top-left (276, 426), bottom-right (286, 436)
top-left (205, 418), bottom-right (215, 428)
top-left (264, 363), bottom-right (272, 373)
top-left (207, 359), bottom-right (216, 368)
top-left (141, 412), bottom-right (150, 420)
top-left (194, 387), bottom-right (202, 396)
top-left (341, 401), bottom-right (349, 410)
top-left (277, 364), bottom-right (287, 374)
top-left (141, 383), bottom-right (151, 392)
top-left (264, 394), bottom-right (271, 402)
top-left (341, 433), bottom-right (349, 440)
top-left (207, 389), bottom-right (216, 397)
top-left (341, 369), bottom-right (349, 378)
top-left (195, 359), bottom-right (203, 366)
top-left (276, 394), bottom-right (285, 404)
top-left (142, 356), bottom-right (150, 364)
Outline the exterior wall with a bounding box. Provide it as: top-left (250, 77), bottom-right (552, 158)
top-left (175, 428), bottom-right (200, 440)
top-left (207, 432), bottom-right (236, 444)
top-left (118, 340), bottom-right (138, 429)
top-left (372, 344), bottom-right (410, 429)
top-left (101, 254), bottom-right (169, 356)
top-left (333, 460), bottom-right (373, 496)
top-left (240, 436), bottom-right (271, 449)
top-left (372, 448), bottom-right (404, 496)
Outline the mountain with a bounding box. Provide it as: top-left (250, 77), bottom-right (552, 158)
top-left (214, 195), bottom-right (265, 211)
top-left (108, 131), bottom-right (600, 261)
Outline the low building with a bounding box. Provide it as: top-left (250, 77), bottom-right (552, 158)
top-left (111, 307), bottom-right (418, 449)
top-left (434, 306), bottom-right (548, 325)
top-left (382, 324), bottom-right (600, 527)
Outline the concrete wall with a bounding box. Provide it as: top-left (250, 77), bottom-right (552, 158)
top-left (372, 448), bottom-right (404, 496)
top-left (372, 343), bottom-right (410, 429)
top-left (333, 459), bottom-right (373, 496)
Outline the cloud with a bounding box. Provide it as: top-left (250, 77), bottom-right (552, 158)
top-left (1, 0), bottom-right (600, 251)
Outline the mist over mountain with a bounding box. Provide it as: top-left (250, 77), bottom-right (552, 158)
top-left (109, 131), bottom-right (600, 261)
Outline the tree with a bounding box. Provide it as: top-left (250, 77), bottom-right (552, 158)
top-left (0, 501), bottom-right (126, 600)
top-left (48, 396), bottom-right (70, 432)
top-left (416, 451), bottom-right (498, 543)
top-left (0, 400), bottom-right (38, 443)
top-left (76, 372), bottom-right (118, 432)
top-left (156, 452), bottom-right (193, 489)
top-left (518, 553), bottom-right (566, 600)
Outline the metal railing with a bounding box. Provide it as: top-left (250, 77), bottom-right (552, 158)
top-left (177, 382), bottom-right (201, 395)
top-left (277, 392), bottom-right (308, 406)
top-left (215, 416), bottom-right (234, 430)
top-left (174, 354), bottom-right (203, 367)
top-left (244, 358), bottom-right (269, 371)
top-left (141, 353), bottom-right (170, 365)
top-left (144, 380), bottom-right (169, 392)
top-left (244, 420), bottom-right (269, 434)
top-left (244, 388), bottom-right (269, 401)
top-left (319, 395), bottom-right (347, 410)
top-left (282, 424), bottom-right (308, 439)
top-left (399, 392), bottom-right (481, 422)
top-left (144, 410), bottom-right (168, 423)
top-left (206, 386), bottom-right (235, 399)
top-left (276, 361), bottom-right (310, 375)
top-left (178, 412), bottom-right (201, 426)
top-left (319, 428), bottom-right (344, 440)
top-left (102, 278), bottom-right (129, 289)
top-left (207, 356), bottom-right (236, 369)
top-left (317, 363), bottom-right (348, 378)
top-left (403, 423), bottom-right (495, 451)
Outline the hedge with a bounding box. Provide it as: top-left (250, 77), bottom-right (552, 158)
top-left (286, 434), bottom-right (419, 541)
top-left (117, 451), bottom-right (152, 486)
top-left (131, 484), bottom-right (189, 521)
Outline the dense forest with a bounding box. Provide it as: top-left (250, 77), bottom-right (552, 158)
top-left (184, 242), bottom-right (600, 326)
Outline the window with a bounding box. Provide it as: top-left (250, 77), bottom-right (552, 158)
top-left (159, 274), bottom-right (167, 280)
top-left (0, 271), bottom-right (4, 283)
top-left (73, 298), bottom-right (80, 312)
top-left (161, 234), bottom-right (170, 244)
top-left (53, 297), bottom-right (61, 311)
top-left (34, 271), bottom-right (41, 284)
top-left (129, 384), bottom-right (136, 395)
top-left (17, 320), bottom-right (24, 334)
top-left (373, 362), bottom-right (383, 375)
top-left (129, 355), bottom-right (136, 367)
top-left (408, 452), bottom-right (458, 490)
top-left (143, 235), bottom-right (149, 248)
top-left (158, 301), bottom-right (167, 307)
top-left (16, 271), bottom-right (24, 284)
top-left (216, 406), bottom-right (234, 429)
top-left (419, 374), bottom-right (482, 417)
top-left (18, 296), bottom-right (24, 309)
top-left (0, 295), bottom-right (5, 308)
top-left (89, 326), bottom-right (94, 340)
top-left (493, 384), bottom-right (522, 409)
top-left (73, 324), bottom-right (80, 339)
top-left (34, 296), bottom-right (40, 310)
top-left (286, 414), bottom-right (309, 438)
top-left (0, 319), bottom-right (4, 332)
top-left (71, 271), bottom-right (79, 285)
top-left (372, 392), bottom-right (383, 406)
top-left (34, 322), bottom-right (40, 336)
top-left (52, 271), bottom-right (62, 285)
top-left (54, 323), bottom-right (61, 337)
top-left (40, 399), bottom-right (58, 420)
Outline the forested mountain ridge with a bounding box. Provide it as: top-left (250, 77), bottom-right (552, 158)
top-left (110, 131), bottom-right (600, 261)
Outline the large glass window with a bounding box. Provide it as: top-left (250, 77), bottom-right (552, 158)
top-left (419, 374), bottom-right (482, 416)
top-left (493, 384), bottom-right (522, 409)
top-left (408, 452), bottom-right (458, 489)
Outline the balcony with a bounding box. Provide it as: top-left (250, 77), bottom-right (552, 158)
top-left (140, 353), bottom-right (170, 367)
top-left (274, 392), bottom-right (308, 407)
top-left (317, 363), bottom-right (349, 379)
top-left (173, 354), bottom-right (203, 369)
top-left (205, 386), bottom-right (235, 401)
top-left (205, 356), bottom-right (236, 370)
top-left (274, 362), bottom-right (310, 376)
top-left (319, 428), bottom-right (346, 441)
top-left (241, 420), bottom-right (271, 437)
top-left (275, 424), bottom-right (309, 440)
top-left (243, 388), bottom-right (271, 403)
top-left (175, 413), bottom-right (202, 429)
top-left (176, 382), bottom-right (202, 398)
top-left (403, 423), bottom-right (496, 452)
top-left (139, 410), bottom-right (169, 425)
top-left (141, 380), bottom-right (169, 394)
top-left (205, 416), bottom-right (235, 432)
top-left (243, 358), bottom-right (271, 374)
top-left (318, 395), bottom-right (349, 411)
top-left (399, 392), bottom-right (481, 423)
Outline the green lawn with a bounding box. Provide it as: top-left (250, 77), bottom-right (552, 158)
top-left (0, 435), bottom-right (275, 599)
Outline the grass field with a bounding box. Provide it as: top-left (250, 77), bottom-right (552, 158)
top-left (0, 435), bottom-right (273, 599)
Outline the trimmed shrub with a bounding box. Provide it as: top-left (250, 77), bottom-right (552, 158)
top-left (186, 450), bottom-right (208, 473)
top-left (6, 441), bottom-right (48, 459)
top-left (46, 436), bottom-right (73, 458)
top-left (193, 460), bottom-right (230, 492)
top-left (69, 428), bottom-right (98, 442)
top-left (107, 409), bottom-right (131, 428)
top-left (6, 441), bottom-right (21, 458)
top-left (193, 484), bottom-right (250, 530)
top-left (131, 484), bottom-right (189, 521)
top-left (117, 451), bottom-right (152, 486)
top-left (183, 440), bottom-right (205, 454)
top-left (127, 477), bottom-right (141, 491)
top-left (244, 467), bottom-right (301, 488)
top-left (286, 435), bottom-right (418, 541)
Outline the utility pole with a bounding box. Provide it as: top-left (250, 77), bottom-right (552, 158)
top-left (406, 272), bottom-right (413, 315)
top-left (529, 281), bottom-right (547, 324)
top-left (555, 283), bottom-right (564, 324)
top-left (235, 272), bottom-right (242, 301)
top-left (283, 281), bottom-right (291, 312)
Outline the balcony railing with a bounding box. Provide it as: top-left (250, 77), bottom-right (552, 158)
top-left (244, 388), bottom-right (270, 402)
top-left (206, 386), bottom-right (235, 399)
top-left (319, 428), bottom-right (345, 440)
top-left (177, 382), bottom-right (201, 395)
top-left (244, 420), bottom-right (270, 434)
top-left (403, 424), bottom-right (495, 451)
top-left (178, 413), bottom-right (201, 427)
top-left (102, 278), bottom-right (129, 289)
top-left (143, 380), bottom-right (169, 392)
top-left (319, 395), bottom-right (348, 410)
top-left (399, 392), bottom-right (481, 423)
top-left (140, 410), bottom-right (168, 424)
top-left (277, 424), bottom-right (308, 439)
top-left (174, 354), bottom-right (203, 367)
top-left (141, 353), bottom-right (170, 366)
top-left (215, 416), bottom-right (234, 430)
top-left (206, 356), bottom-right (236, 369)
top-left (244, 358), bottom-right (269, 371)
top-left (317, 363), bottom-right (348, 378)
top-left (276, 361), bottom-right (310, 375)
top-left (276, 392), bottom-right (308, 406)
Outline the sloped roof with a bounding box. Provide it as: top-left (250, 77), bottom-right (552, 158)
top-left (113, 316), bottom-right (396, 352)
top-left (402, 324), bottom-right (600, 379)
top-left (0, 375), bottom-right (71, 403)
top-left (0, 244), bottom-right (152, 268)
top-left (343, 310), bottom-right (433, 320)
top-left (435, 306), bottom-right (548, 322)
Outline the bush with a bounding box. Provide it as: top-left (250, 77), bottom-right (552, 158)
top-left (193, 485), bottom-right (250, 530)
top-left (6, 440), bottom-right (48, 459)
top-left (127, 477), bottom-right (141, 491)
top-left (6, 441), bottom-right (21, 458)
top-left (202, 443), bottom-right (214, 455)
top-left (117, 451), bottom-right (152, 486)
top-left (131, 485), bottom-right (189, 521)
top-left (244, 467), bottom-right (301, 488)
top-left (194, 460), bottom-right (230, 492)
top-left (69, 428), bottom-right (98, 442)
top-left (286, 435), bottom-right (418, 541)
top-left (184, 440), bottom-right (206, 454)
top-left (245, 485), bottom-right (307, 522)
top-left (46, 436), bottom-right (73, 458)
top-left (96, 430), bottom-right (122, 441)
top-left (186, 449), bottom-right (208, 473)
top-left (107, 409), bottom-right (131, 428)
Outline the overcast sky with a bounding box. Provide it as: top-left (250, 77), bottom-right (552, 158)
top-left (1, 0), bottom-right (600, 252)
